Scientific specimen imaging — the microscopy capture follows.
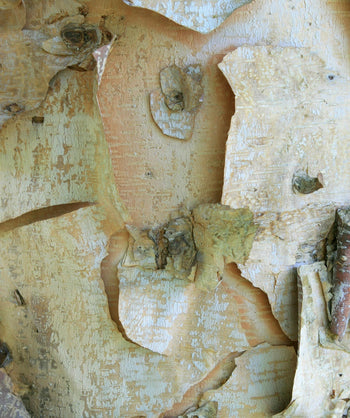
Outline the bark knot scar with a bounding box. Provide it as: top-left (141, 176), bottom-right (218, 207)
top-left (149, 216), bottom-right (197, 274)
top-left (160, 64), bottom-right (203, 113)
top-left (292, 170), bottom-right (323, 194)
top-left (3, 103), bottom-right (24, 114)
top-left (61, 24), bottom-right (101, 52)
top-left (150, 64), bottom-right (203, 140)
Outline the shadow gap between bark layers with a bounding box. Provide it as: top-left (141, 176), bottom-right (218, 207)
top-left (160, 350), bottom-right (244, 418)
top-left (100, 229), bottom-right (140, 344)
top-left (223, 262), bottom-right (293, 347)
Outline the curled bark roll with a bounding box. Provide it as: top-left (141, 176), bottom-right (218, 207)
top-left (330, 208), bottom-right (350, 340)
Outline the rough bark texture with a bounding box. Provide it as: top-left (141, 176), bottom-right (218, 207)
top-left (330, 208), bottom-right (350, 339)
top-left (0, 0), bottom-right (350, 416)
top-left (0, 369), bottom-right (30, 418)
top-left (219, 45), bottom-right (350, 340)
top-left (277, 263), bottom-right (350, 416)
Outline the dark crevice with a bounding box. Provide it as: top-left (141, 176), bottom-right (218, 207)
top-left (14, 289), bottom-right (26, 306)
top-left (0, 202), bottom-right (95, 235)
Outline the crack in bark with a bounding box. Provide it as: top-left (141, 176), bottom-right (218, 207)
top-left (100, 229), bottom-right (141, 345)
top-left (0, 202), bottom-right (95, 235)
top-left (223, 263), bottom-right (292, 347)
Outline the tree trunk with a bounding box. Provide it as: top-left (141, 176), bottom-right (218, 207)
top-left (1, 0), bottom-right (350, 416)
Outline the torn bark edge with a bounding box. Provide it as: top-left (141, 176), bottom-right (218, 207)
top-left (160, 351), bottom-right (244, 418)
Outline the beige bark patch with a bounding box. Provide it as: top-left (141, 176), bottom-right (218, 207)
top-left (0, 205), bottom-right (182, 416)
top-left (0, 0), bottom-right (25, 32)
top-left (220, 46), bottom-right (350, 213)
top-left (0, 69), bottom-right (125, 224)
top-left (203, 344), bottom-right (297, 417)
top-left (0, 14), bottom-right (106, 128)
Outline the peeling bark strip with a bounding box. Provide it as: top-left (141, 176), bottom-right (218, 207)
top-left (0, 202), bottom-right (94, 235)
top-left (330, 208), bottom-right (350, 339)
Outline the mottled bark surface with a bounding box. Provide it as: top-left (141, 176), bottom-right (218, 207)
top-left (0, 369), bottom-right (30, 418)
top-left (0, 0), bottom-right (350, 416)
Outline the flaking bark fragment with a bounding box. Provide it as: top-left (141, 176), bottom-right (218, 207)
top-left (0, 13), bottom-right (109, 128)
top-left (160, 65), bottom-right (203, 113)
top-left (292, 170), bottom-right (323, 194)
top-left (150, 64), bottom-right (203, 140)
